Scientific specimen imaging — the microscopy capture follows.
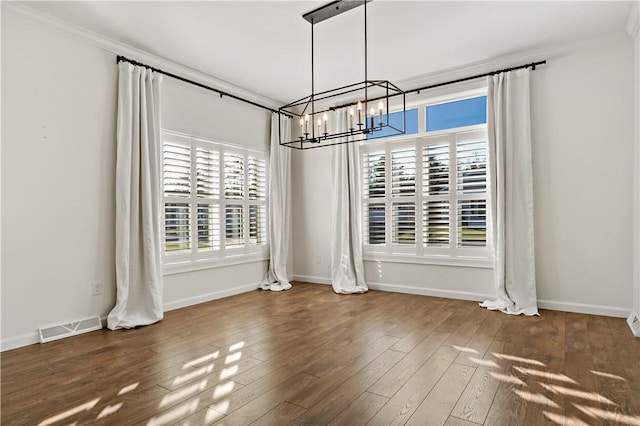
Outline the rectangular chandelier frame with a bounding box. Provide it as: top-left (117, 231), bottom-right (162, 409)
top-left (279, 0), bottom-right (406, 150)
top-left (279, 79), bottom-right (406, 150)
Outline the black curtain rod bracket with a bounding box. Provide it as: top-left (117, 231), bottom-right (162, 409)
top-left (116, 55), bottom-right (292, 118)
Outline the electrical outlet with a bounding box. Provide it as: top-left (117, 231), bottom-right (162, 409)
top-left (92, 281), bottom-right (103, 296)
top-left (315, 256), bottom-right (321, 264)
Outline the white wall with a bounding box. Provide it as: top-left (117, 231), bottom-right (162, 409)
top-left (531, 40), bottom-right (634, 316)
top-left (291, 147), bottom-right (333, 281)
top-left (2, 13), bottom-right (118, 348)
top-left (292, 37), bottom-right (635, 317)
top-left (1, 9), bottom-right (271, 350)
top-left (630, 4), bottom-right (640, 319)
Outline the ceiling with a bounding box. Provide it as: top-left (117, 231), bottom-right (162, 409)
top-left (22, 1), bottom-right (634, 104)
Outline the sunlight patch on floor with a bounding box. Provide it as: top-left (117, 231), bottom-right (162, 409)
top-left (574, 404), bottom-right (640, 426)
top-left (184, 351), bottom-right (220, 369)
top-left (148, 398), bottom-right (200, 425)
top-left (488, 371), bottom-right (525, 386)
top-left (213, 381), bottom-right (235, 400)
top-left (540, 383), bottom-right (617, 406)
top-left (493, 353), bottom-right (546, 366)
top-left (225, 352), bottom-right (242, 364)
top-left (514, 366), bottom-right (577, 384)
top-left (159, 381), bottom-right (207, 408)
top-left (210, 400), bottom-right (230, 416)
top-left (229, 341), bottom-right (245, 351)
top-left (590, 370), bottom-right (627, 381)
top-left (468, 357), bottom-right (499, 368)
top-left (172, 364), bottom-right (215, 387)
top-left (220, 364), bottom-right (239, 380)
top-left (453, 345), bottom-right (479, 354)
top-left (97, 402), bottom-right (123, 419)
top-left (514, 390), bottom-right (560, 408)
top-left (118, 382), bottom-right (139, 396)
top-left (543, 411), bottom-right (591, 426)
top-left (38, 397), bottom-right (101, 426)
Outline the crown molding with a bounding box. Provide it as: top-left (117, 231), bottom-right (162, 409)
top-left (397, 30), bottom-right (630, 92)
top-left (627, 1), bottom-right (639, 40)
top-left (2, 1), bottom-right (282, 111)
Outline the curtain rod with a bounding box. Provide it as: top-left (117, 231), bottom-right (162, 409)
top-left (116, 55), bottom-right (292, 118)
top-left (408, 60), bottom-right (546, 95)
top-left (118, 54), bottom-right (545, 118)
top-left (328, 59), bottom-right (547, 111)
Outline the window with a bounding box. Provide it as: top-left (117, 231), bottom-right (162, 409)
top-left (162, 131), bottom-right (268, 269)
top-left (362, 94), bottom-right (491, 266)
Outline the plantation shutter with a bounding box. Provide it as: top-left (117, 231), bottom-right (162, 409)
top-left (196, 147), bottom-right (220, 252)
top-left (247, 157), bottom-right (266, 200)
top-left (391, 147), bottom-right (416, 245)
top-left (163, 142), bottom-right (191, 253)
top-left (248, 155), bottom-right (267, 247)
top-left (224, 152), bottom-right (244, 199)
top-left (456, 139), bottom-right (487, 248)
top-left (363, 151), bottom-right (386, 245)
top-left (423, 143), bottom-right (450, 247)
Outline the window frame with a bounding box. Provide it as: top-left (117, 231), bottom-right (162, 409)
top-left (162, 130), bottom-right (269, 275)
top-left (361, 89), bottom-right (493, 268)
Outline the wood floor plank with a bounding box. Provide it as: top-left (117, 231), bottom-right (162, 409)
top-left (452, 312), bottom-right (504, 367)
top-left (290, 335), bottom-right (400, 408)
top-left (173, 405), bottom-right (226, 426)
top-left (519, 309), bottom-right (567, 426)
top-left (328, 392), bottom-right (388, 426)
top-left (249, 402), bottom-right (306, 426)
top-left (212, 373), bottom-right (316, 425)
top-left (291, 349), bottom-right (406, 425)
top-left (368, 331), bottom-right (450, 398)
top-left (586, 314), bottom-right (640, 425)
top-left (560, 312), bottom-right (606, 426)
top-left (482, 362), bottom-right (528, 426)
top-left (367, 345), bottom-right (460, 426)
top-left (406, 363), bottom-right (476, 426)
top-left (449, 340), bottom-right (506, 424)
top-left (443, 416), bottom-right (483, 426)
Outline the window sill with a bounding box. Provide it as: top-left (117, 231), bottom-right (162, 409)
top-left (363, 253), bottom-right (493, 268)
top-left (163, 252), bottom-right (269, 276)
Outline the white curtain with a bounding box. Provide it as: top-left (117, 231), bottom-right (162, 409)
top-left (330, 109), bottom-right (368, 294)
top-left (108, 62), bottom-right (164, 330)
top-left (260, 113), bottom-right (292, 291)
top-left (480, 69), bottom-right (538, 316)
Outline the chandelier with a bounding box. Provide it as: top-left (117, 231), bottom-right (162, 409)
top-left (279, 0), bottom-right (406, 149)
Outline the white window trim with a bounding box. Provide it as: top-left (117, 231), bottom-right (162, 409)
top-left (361, 91), bottom-right (493, 267)
top-left (162, 129), bottom-right (269, 274)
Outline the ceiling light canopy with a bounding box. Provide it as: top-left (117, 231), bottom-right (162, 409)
top-left (279, 0), bottom-right (406, 150)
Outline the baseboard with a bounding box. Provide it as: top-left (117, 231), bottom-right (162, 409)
top-left (627, 311), bottom-right (640, 336)
top-left (292, 275), bottom-right (631, 318)
top-left (537, 299), bottom-right (629, 318)
top-left (367, 282), bottom-right (491, 302)
top-left (163, 282), bottom-right (260, 312)
top-left (292, 275), bottom-right (332, 285)
top-left (1, 284), bottom-right (260, 352)
top-left (1, 332), bottom-right (41, 352)
top-left (292, 275), bottom-right (491, 302)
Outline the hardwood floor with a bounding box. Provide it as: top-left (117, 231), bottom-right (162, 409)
top-left (2, 282), bottom-right (639, 426)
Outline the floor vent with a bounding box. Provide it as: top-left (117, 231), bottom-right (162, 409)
top-left (628, 312), bottom-right (640, 337)
top-left (39, 316), bottom-right (103, 343)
